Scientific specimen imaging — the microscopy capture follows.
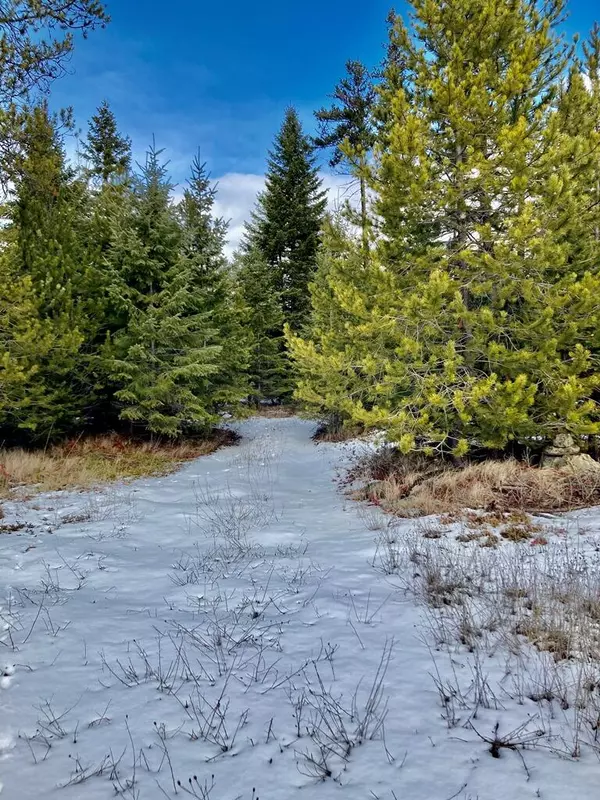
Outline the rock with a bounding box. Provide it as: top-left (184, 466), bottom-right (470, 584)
top-left (541, 433), bottom-right (589, 469)
top-left (543, 433), bottom-right (580, 459)
top-left (561, 453), bottom-right (600, 474)
top-left (554, 433), bottom-right (579, 451)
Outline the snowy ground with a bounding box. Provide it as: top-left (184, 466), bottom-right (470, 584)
top-left (0, 417), bottom-right (598, 799)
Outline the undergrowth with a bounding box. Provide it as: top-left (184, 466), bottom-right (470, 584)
top-left (0, 429), bottom-right (238, 499)
top-left (349, 447), bottom-right (600, 515)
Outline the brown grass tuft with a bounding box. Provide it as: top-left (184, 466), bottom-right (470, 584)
top-left (252, 404), bottom-right (298, 418)
top-left (0, 429), bottom-right (238, 499)
top-left (351, 450), bottom-right (600, 516)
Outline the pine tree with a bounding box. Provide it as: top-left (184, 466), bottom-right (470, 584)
top-left (177, 155), bottom-right (249, 407)
top-left (248, 107), bottom-right (327, 331)
top-left (0, 104), bottom-right (88, 439)
top-left (0, 1), bottom-right (108, 183)
top-left (0, 1), bottom-right (108, 104)
top-left (556, 25), bottom-right (600, 274)
top-left (287, 213), bottom-right (396, 424)
top-left (294, 0), bottom-right (600, 455)
top-left (235, 248), bottom-right (290, 402)
top-left (107, 144), bottom-right (223, 435)
top-left (81, 100), bottom-right (131, 185)
top-left (313, 61), bottom-right (376, 252)
top-left (0, 264), bottom-right (64, 439)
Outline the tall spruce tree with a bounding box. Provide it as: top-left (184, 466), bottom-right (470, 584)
top-left (313, 61), bottom-right (376, 252)
top-left (292, 0), bottom-right (600, 455)
top-left (79, 102), bottom-right (133, 422)
top-left (0, 104), bottom-right (90, 439)
top-left (107, 144), bottom-right (223, 435)
top-left (248, 107), bottom-right (327, 331)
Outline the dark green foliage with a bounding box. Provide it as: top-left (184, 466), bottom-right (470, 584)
top-left (177, 155), bottom-right (250, 408)
top-left (81, 100), bottom-right (131, 185)
top-left (0, 3), bottom-right (257, 444)
top-left (314, 61), bottom-right (375, 170)
top-left (236, 248), bottom-right (290, 402)
top-left (105, 145), bottom-right (217, 435)
top-left (314, 60), bottom-right (376, 247)
top-left (248, 107), bottom-right (327, 331)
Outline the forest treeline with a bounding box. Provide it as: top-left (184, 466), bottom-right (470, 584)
top-left (2, 0), bottom-right (600, 459)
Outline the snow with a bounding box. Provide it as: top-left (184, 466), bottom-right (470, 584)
top-left (0, 417), bottom-right (598, 799)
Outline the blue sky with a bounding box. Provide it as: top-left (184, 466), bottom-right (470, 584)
top-left (53, 0), bottom-right (394, 178)
top-left (49, 0), bottom-right (600, 251)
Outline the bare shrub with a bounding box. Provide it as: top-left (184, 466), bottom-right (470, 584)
top-left (191, 480), bottom-right (275, 553)
top-left (293, 641), bottom-right (393, 780)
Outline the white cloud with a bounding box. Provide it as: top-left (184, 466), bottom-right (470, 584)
top-left (212, 173), bottom-right (265, 258)
top-left (213, 171), bottom-right (358, 257)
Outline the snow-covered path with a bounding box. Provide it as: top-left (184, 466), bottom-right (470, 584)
top-left (0, 418), bottom-right (594, 799)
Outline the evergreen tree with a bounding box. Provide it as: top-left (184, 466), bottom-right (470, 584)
top-left (80, 102), bottom-right (133, 374)
top-left (556, 25), bottom-right (600, 274)
top-left (177, 155), bottom-right (249, 407)
top-left (235, 247), bottom-right (290, 402)
top-left (0, 1), bottom-right (108, 104)
top-left (313, 61), bottom-right (376, 252)
top-left (0, 104), bottom-right (89, 439)
top-left (107, 144), bottom-right (223, 435)
top-left (0, 264), bottom-right (70, 439)
top-left (287, 214), bottom-right (395, 424)
top-left (293, 0), bottom-right (600, 455)
top-left (248, 107), bottom-right (327, 331)
top-left (81, 100), bottom-right (131, 185)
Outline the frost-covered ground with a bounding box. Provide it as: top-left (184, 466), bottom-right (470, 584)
top-left (0, 417), bottom-right (598, 799)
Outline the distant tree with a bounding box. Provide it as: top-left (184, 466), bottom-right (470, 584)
top-left (235, 247), bottom-right (290, 402)
top-left (313, 60), bottom-right (376, 251)
top-left (247, 107), bottom-right (327, 332)
top-left (177, 154), bottom-right (250, 408)
top-left (81, 100), bottom-right (131, 185)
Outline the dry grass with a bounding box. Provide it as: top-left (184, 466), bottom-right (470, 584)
top-left (252, 404), bottom-right (298, 418)
top-left (0, 430), bottom-right (238, 499)
top-left (374, 515), bottom-right (600, 757)
top-left (312, 423), bottom-right (365, 444)
top-left (375, 523), bottom-right (600, 665)
top-left (351, 449), bottom-right (600, 516)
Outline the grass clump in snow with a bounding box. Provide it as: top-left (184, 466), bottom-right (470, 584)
top-left (350, 447), bottom-right (600, 516)
top-left (374, 521), bottom-right (600, 757)
top-left (0, 429), bottom-right (238, 499)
